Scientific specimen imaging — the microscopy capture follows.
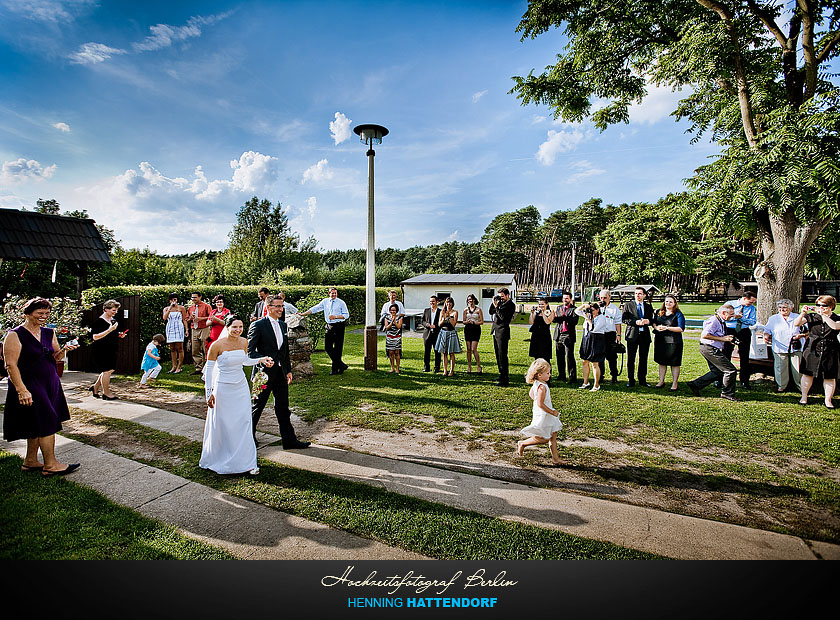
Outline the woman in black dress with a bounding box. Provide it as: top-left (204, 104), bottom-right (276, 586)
top-left (462, 294), bottom-right (484, 374)
top-left (653, 294), bottom-right (686, 391)
top-left (794, 295), bottom-right (840, 408)
top-left (2, 298), bottom-right (80, 475)
top-left (528, 299), bottom-right (554, 363)
top-left (90, 299), bottom-right (127, 400)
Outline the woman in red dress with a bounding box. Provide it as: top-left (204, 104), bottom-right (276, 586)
top-left (205, 294), bottom-right (231, 351)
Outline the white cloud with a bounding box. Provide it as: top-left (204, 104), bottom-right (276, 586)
top-left (69, 42), bottom-right (127, 65)
top-left (472, 90), bottom-right (488, 103)
top-left (69, 13), bottom-right (231, 66)
top-left (64, 151), bottom-right (281, 253)
top-left (1, 158), bottom-right (56, 182)
top-left (629, 82), bottom-right (684, 125)
top-left (530, 115), bottom-right (547, 125)
top-left (446, 230), bottom-right (459, 241)
top-left (132, 13), bottom-right (231, 53)
top-left (301, 159), bottom-right (333, 184)
top-left (2, 0), bottom-right (96, 24)
top-left (329, 112), bottom-right (352, 145)
top-left (306, 196), bottom-right (317, 218)
top-left (535, 126), bottom-right (585, 166)
top-left (53, 122), bottom-right (70, 132)
top-left (566, 160), bottom-right (606, 184)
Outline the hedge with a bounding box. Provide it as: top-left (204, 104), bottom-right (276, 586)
top-left (81, 285), bottom-right (393, 358)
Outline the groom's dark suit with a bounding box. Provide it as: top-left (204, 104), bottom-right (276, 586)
top-left (248, 316), bottom-right (302, 447)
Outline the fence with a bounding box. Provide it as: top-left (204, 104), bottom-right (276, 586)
top-left (69, 294), bottom-right (141, 375)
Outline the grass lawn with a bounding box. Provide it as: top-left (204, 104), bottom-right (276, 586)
top-left (115, 316), bottom-right (840, 542)
top-left (0, 450), bottom-right (235, 560)
top-left (52, 409), bottom-right (659, 560)
top-left (135, 322), bottom-right (839, 465)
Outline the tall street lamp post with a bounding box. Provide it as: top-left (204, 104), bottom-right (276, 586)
top-left (353, 123), bottom-right (389, 371)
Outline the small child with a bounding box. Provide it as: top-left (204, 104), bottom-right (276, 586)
top-left (140, 334), bottom-right (166, 388)
top-left (517, 358), bottom-right (563, 466)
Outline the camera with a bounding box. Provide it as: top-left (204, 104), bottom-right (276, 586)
top-left (493, 295), bottom-right (501, 303)
top-left (599, 301), bottom-right (606, 307)
top-left (730, 336), bottom-right (740, 346)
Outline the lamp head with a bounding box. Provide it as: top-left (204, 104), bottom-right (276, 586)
top-left (353, 123), bottom-right (389, 146)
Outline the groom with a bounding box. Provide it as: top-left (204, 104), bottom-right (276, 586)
top-left (248, 295), bottom-right (310, 449)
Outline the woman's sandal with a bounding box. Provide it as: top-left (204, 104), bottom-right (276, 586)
top-left (42, 463), bottom-right (80, 477)
top-left (21, 464), bottom-right (44, 472)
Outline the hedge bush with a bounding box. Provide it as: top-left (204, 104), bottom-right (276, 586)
top-left (81, 285), bottom-right (393, 358)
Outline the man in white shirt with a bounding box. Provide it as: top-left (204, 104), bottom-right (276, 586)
top-left (299, 287), bottom-right (351, 375)
top-left (380, 290), bottom-right (405, 322)
top-left (597, 289), bottom-right (623, 383)
top-left (260, 290), bottom-right (298, 321)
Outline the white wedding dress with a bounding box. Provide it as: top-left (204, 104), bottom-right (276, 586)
top-left (199, 349), bottom-right (260, 474)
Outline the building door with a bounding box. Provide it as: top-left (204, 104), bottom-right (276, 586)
top-left (481, 288), bottom-right (495, 317)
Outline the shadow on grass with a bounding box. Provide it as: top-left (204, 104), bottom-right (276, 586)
top-left (566, 463), bottom-right (808, 498)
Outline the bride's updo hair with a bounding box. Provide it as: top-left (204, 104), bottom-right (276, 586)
top-left (225, 314), bottom-right (244, 328)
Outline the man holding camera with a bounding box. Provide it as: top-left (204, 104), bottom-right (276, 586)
top-left (723, 291), bottom-right (757, 389)
top-left (621, 287), bottom-right (654, 387)
top-left (489, 287), bottom-right (516, 386)
top-left (553, 291), bottom-right (579, 383)
top-left (597, 289), bottom-right (623, 383)
top-left (687, 303), bottom-right (739, 401)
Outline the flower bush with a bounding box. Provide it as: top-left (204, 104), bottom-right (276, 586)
top-left (0, 295), bottom-right (89, 344)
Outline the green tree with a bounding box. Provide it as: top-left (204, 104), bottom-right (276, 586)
top-left (511, 0), bottom-right (840, 319)
top-left (594, 200), bottom-right (695, 288)
top-left (480, 205), bottom-right (542, 275)
top-left (219, 196), bottom-right (316, 285)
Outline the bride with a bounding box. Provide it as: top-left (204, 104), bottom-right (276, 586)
top-left (200, 315), bottom-right (273, 475)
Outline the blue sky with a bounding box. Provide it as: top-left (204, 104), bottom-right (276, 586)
top-left (0, 0), bottom-right (720, 254)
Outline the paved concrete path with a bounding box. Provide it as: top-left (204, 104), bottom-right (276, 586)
top-left (2, 372), bottom-right (838, 560)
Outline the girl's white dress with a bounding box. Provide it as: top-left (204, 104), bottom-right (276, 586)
top-left (520, 379), bottom-right (563, 438)
top-left (199, 349), bottom-right (259, 474)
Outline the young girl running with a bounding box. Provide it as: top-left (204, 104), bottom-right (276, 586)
top-left (517, 358), bottom-right (562, 466)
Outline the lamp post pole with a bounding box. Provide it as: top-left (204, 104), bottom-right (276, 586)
top-left (354, 123), bottom-right (389, 371)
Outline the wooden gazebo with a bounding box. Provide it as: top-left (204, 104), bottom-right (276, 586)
top-left (0, 208), bottom-right (111, 298)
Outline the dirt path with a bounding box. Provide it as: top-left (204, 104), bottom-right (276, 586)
top-left (108, 379), bottom-right (840, 543)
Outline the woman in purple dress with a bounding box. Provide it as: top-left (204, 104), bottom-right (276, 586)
top-left (2, 298), bottom-right (80, 476)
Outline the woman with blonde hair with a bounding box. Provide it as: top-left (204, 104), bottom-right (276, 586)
top-left (794, 295), bottom-right (840, 408)
top-left (517, 358), bottom-right (562, 466)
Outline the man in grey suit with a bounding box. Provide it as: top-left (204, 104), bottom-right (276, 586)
top-left (250, 287), bottom-right (270, 323)
top-left (248, 295), bottom-right (310, 449)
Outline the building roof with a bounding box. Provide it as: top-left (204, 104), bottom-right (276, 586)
top-left (0, 208), bottom-right (111, 263)
top-left (401, 273), bottom-right (516, 286)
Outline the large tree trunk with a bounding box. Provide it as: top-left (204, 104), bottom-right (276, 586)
top-left (754, 213), bottom-right (826, 322)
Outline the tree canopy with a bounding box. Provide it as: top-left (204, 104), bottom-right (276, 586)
top-left (511, 0), bottom-right (840, 319)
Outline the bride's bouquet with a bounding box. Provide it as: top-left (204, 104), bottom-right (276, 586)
top-left (251, 367), bottom-right (269, 402)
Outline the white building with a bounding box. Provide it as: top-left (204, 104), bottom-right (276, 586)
top-left (400, 274), bottom-right (518, 321)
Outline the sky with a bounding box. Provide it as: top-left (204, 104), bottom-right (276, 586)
top-left (0, 0), bottom-right (721, 255)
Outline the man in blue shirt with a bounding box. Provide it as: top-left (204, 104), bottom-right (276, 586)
top-left (299, 287), bottom-right (351, 375)
top-left (723, 291), bottom-right (757, 389)
top-left (687, 304), bottom-right (739, 401)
